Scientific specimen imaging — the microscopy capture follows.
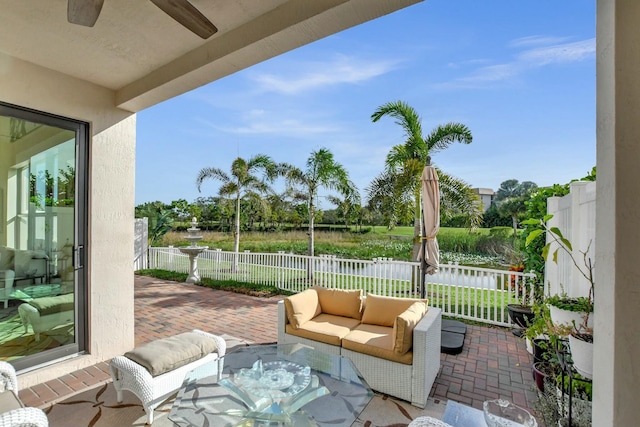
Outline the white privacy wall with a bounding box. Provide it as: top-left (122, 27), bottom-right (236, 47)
top-left (545, 181), bottom-right (596, 299)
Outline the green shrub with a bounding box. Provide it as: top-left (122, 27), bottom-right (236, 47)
top-left (521, 184), bottom-right (570, 300)
top-left (437, 230), bottom-right (484, 253)
top-left (489, 226), bottom-right (512, 239)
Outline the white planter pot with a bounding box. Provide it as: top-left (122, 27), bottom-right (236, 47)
top-left (548, 305), bottom-right (593, 332)
top-left (568, 334), bottom-right (593, 379)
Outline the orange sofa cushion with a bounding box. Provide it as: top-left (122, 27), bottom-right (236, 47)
top-left (285, 313), bottom-right (361, 346)
top-left (342, 323), bottom-right (413, 365)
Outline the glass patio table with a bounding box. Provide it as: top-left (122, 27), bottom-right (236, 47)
top-left (169, 343), bottom-right (373, 427)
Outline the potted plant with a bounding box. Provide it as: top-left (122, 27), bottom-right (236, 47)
top-left (533, 357), bottom-right (560, 392)
top-left (523, 215), bottom-right (594, 380)
top-left (523, 302), bottom-right (551, 357)
top-left (506, 302), bottom-right (536, 336)
top-left (506, 262), bottom-right (538, 336)
top-left (546, 293), bottom-right (594, 333)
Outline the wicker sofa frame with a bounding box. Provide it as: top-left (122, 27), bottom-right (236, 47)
top-left (109, 330), bottom-right (226, 424)
top-left (0, 361), bottom-right (49, 427)
top-left (277, 300), bottom-right (442, 408)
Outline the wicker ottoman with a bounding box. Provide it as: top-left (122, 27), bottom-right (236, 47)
top-left (109, 330), bottom-right (226, 425)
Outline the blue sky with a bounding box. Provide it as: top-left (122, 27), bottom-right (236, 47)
top-left (135, 0), bottom-right (596, 206)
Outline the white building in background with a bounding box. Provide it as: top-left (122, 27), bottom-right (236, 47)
top-left (472, 188), bottom-right (495, 212)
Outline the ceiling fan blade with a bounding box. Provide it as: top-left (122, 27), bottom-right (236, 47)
top-left (150, 0), bottom-right (218, 39)
top-left (68, 0), bottom-right (105, 27)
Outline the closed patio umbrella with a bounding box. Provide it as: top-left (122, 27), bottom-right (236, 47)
top-left (418, 164), bottom-right (440, 298)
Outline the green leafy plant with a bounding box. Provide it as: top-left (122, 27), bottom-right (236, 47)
top-left (535, 375), bottom-right (592, 427)
top-left (556, 373), bottom-right (592, 401)
top-left (524, 302), bottom-right (551, 342)
top-left (546, 294), bottom-right (593, 313)
top-left (520, 184), bottom-right (570, 302)
top-left (523, 214), bottom-right (594, 332)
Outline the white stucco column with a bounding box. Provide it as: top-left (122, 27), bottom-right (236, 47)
top-left (594, 0), bottom-right (640, 425)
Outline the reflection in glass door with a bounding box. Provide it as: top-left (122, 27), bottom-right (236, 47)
top-left (0, 103), bottom-right (87, 370)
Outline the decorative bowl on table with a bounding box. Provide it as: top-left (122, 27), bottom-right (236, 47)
top-left (483, 399), bottom-right (537, 427)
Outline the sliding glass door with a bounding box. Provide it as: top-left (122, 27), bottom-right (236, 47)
top-left (0, 102), bottom-right (87, 371)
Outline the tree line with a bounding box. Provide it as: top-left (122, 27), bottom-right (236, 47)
top-left (136, 100), bottom-right (561, 257)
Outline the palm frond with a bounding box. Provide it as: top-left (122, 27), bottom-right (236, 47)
top-left (425, 122), bottom-right (473, 154)
top-left (196, 167), bottom-right (229, 192)
top-left (437, 169), bottom-right (483, 229)
top-left (371, 100), bottom-right (424, 148)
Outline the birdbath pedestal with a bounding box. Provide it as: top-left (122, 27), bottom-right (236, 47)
top-left (179, 218), bottom-right (208, 283)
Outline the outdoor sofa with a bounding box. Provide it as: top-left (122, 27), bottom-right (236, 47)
top-left (277, 287), bottom-right (442, 408)
top-left (0, 361), bottom-right (49, 427)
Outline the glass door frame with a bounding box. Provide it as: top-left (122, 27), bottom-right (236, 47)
top-left (0, 101), bottom-right (88, 371)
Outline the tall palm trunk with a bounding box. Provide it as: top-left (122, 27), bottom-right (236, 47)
top-left (233, 194), bottom-right (240, 272)
top-left (307, 197), bottom-right (315, 282)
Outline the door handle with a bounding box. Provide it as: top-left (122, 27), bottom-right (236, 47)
top-left (74, 245), bottom-right (84, 270)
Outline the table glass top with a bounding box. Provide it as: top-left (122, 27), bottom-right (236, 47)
top-left (169, 343), bottom-right (373, 427)
top-left (442, 400), bottom-right (488, 427)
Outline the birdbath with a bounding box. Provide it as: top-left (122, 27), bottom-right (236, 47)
top-left (179, 217), bottom-right (209, 283)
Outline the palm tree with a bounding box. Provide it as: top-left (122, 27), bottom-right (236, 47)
top-left (285, 148), bottom-right (358, 259)
top-left (196, 155), bottom-right (280, 269)
top-left (368, 100), bottom-right (482, 261)
top-left (326, 192), bottom-right (361, 228)
top-left (494, 179), bottom-right (538, 239)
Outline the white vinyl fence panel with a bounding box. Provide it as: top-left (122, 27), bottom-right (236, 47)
top-left (147, 247), bottom-right (534, 327)
top-left (545, 181), bottom-right (596, 299)
top-left (134, 217), bottom-right (148, 271)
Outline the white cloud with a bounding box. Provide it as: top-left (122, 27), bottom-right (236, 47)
top-left (447, 58), bottom-right (491, 69)
top-left (509, 35), bottom-right (570, 48)
top-left (195, 115), bottom-right (339, 138)
top-left (517, 38), bottom-right (595, 66)
top-left (250, 55), bottom-right (400, 95)
top-left (457, 63), bottom-right (519, 84)
top-left (439, 37), bottom-right (595, 89)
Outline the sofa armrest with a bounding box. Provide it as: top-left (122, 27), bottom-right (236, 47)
top-left (411, 307), bottom-right (442, 406)
top-left (0, 361), bottom-right (18, 392)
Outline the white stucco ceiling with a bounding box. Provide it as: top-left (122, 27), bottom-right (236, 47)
top-left (0, 0), bottom-right (421, 112)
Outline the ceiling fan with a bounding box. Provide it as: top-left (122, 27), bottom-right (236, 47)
top-left (67, 0), bottom-right (218, 39)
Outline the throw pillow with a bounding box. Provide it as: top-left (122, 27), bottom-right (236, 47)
top-left (314, 287), bottom-right (363, 319)
top-left (361, 293), bottom-right (428, 327)
top-left (393, 302), bottom-right (428, 354)
top-left (283, 288), bottom-right (322, 329)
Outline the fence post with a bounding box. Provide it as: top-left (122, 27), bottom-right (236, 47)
top-left (168, 245), bottom-right (174, 271)
top-left (277, 251), bottom-right (284, 288)
top-left (332, 255), bottom-right (337, 289)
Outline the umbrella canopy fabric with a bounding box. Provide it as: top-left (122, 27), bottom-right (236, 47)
top-left (419, 165), bottom-right (440, 275)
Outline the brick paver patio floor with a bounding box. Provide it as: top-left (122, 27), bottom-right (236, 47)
top-left (19, 275), bottom-right (539, 415)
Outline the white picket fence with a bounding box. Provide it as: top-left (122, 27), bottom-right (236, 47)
top-left (545, 181), bottom-right (596, 299)
top-left (134, 218), bottom-right (148, 271)
top-left (145, 246), bottom-right (535, 327)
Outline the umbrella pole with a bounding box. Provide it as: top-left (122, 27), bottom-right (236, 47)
top-left (420, 207), bottom-right (427, 299)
